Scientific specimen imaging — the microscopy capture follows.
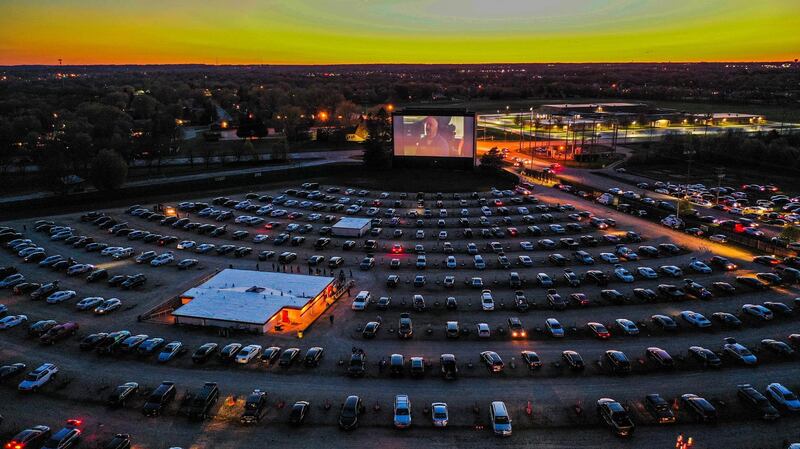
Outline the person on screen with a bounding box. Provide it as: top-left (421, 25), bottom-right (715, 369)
top-left (415, 116), bottom-right (450, 156)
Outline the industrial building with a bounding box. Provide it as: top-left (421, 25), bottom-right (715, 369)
top-left (172, 269), bottom-right (337, 334)
top-left (331, 217), bottom-right (371, 237)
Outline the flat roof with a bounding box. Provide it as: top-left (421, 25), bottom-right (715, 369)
top-left (710, 113), bottom-right (761, 119)
top-left (172, 269), bottom-right (334, 325)
top-left (542, 103), bottom-right (645, 108)
top-left (332, 217), bottom-right (371, 230)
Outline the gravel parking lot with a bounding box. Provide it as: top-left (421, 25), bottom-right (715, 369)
top-left (1, 181), bottom-right (799, 448)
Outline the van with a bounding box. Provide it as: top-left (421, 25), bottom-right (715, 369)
top-left (352, 291), bottom-right (370, 311)
top-left (187, 382), bottom-right (220, 420)
top-left (490, 401), bottom-right (512, 436)
top-left (142, 381), bottom-right (176, 416)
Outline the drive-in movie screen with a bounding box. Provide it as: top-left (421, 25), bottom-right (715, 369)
top-left (393, 115), bottom-right (475, 158)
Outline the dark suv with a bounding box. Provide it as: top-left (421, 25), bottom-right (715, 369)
top-left (187, 382), bottom-right (219, 420)
top-left (240, 389), bottom-right (268, 424)
top-left (142, 381), bottom-right (176, 417)
top-left (597, 398), bottom-right (634, 437)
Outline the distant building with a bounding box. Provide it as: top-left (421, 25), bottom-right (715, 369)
top-left (332, 217), bottom-right (371, 237)
top-left (172, 269), bottom-right (337, 334)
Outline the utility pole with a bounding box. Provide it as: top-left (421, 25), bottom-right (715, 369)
top-left (677, 145), bottom-right (696, 219)
top-left (715, 168), bottom-right (725, 205)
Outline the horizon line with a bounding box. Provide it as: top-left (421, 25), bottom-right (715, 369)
top-left (1, 60), bottom-right (797, 68)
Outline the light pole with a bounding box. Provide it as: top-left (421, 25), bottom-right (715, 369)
top-left (715, 168), bottom-right (725, 205)
top-left (677, 146), bottom-right (696, 219)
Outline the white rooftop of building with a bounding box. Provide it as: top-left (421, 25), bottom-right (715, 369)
top-left (709, 112), bottom-right (761, 119)
top-left (542, 102), bottom-right (645, 109)
top-left (332, 217), bottom-right (371, 229)
top-left (172, 269), bottom-right (334, 325)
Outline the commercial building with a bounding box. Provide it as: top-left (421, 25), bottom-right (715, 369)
top-left (172, 269), bottom-right (337, 334)
top-left (332, 217), bottom-right (371, 237)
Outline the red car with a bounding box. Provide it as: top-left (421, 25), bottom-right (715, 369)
top-left (587, 322), bottom-right (611, 339)
top-left (39, 322), bottom-right (80, 345)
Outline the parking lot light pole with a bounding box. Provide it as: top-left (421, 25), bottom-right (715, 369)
top-left (715, 168), bottom-right (725, 205)
top-left (677, 147), bottom-right (696, 219)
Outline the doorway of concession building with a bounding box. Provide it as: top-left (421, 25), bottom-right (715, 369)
top-left (281, 309), bottom-right (290, 323)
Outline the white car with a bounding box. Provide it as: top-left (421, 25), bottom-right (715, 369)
top-left (614, 265), bottom-right (635, 283)
top-left (461, 209), bottom-right (470, 217)
top-left (742, 304), bottom-right (773, 320)
top-left (253, 234), bottom-right (270, 243)
top-left (94, 298), bottom-right (122, 315)
top-left (432, 402), bottom-right (449, 427)
top-left (0, 314), bottom-right (28, 330)
top-left (415, 230), bottom-right (425, 239)
top-left (446, 256), bottom-right (457, 269)
top-left (76, 296), bottom-right (105, 311)
top-left (101, 246), bottom-right (124, 256)
top-left (474, 255), bottom-right (486, 270)
top-left (680, 311), bottom-right (712, 328)
top-left (195, 243), bottom-right (216, 254)
top-left (766, 383), bottom-right (800, 411)
top-left (480, 290), bottom-right (495, 311)
top-left (352, 291), bottom-right (370, 311)
top-left (438, 231), bottom-right (448, 240)
top-left (545, 318), bottom-right (564, 337)
top-left (176, 240), bottom-right (196, 250)
top-left (518, 255), bottom-right (533, 267)
top-left (150, 253), bottom-right (175, 267)
top-left (688, 259), bottom-right (712, 274)
top-left (112, 247), bottom-right (134, 259)
top-left (476, 323), bottom-right (491, 338)
top-left (18, 363), bottom-right (58, 391)
top-left (467, 243), bottom-right (478, 254)
top-left (235, 345), bottom-right (263, 364)
top-left (481, 206), bottom-right (492, 216)
top-left (708, 234), bottom-right (728, 243)
top-left (519, 241), bottom-right (534, 251)
top-left (393, 394), bottom-right (412, 429)
top-left (46, 290), bottom-right (77, 304)
top-left (636, 266), bottom-right (658, 279)
top-left (615, 318), bottom-right (639, 335)
top-left (599, 253), bottom-right (620, 264)
top-left (659, 265), bottom-right (683, 277)
top-left (66, 264), bottom-right (95, 276)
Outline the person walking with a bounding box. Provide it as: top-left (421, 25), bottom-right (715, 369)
top-left (329, 315), bottom-right (334, 326)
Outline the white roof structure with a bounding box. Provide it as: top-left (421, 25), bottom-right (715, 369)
top-left (172, 269), bottom-right (334, 325)
top-left (332, 217), bottom-right (371, 231)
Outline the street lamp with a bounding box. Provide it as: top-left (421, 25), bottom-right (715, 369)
top-left (677, 146), bottom-right (696, 219)
top-left (715, 168), bottom-right (725, 205)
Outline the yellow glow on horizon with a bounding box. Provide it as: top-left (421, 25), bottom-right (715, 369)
top-left (0, 1), bottom-right (797, 65)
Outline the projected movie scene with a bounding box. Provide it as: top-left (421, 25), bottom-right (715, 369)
top-left (393, 114), bottom-right (475, 158)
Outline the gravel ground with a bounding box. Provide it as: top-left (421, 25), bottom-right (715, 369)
top-left (1, 182), bottom-right (799, 448)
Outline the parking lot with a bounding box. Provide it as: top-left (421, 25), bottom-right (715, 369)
top-left (1, 180), bottom-right (799, 448)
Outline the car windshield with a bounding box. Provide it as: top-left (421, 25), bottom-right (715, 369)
top-left (341, 406), bottom-right (356, 418)
top-left (611, 411), bottom-right (630, 423)
top-left (494, 415), bottom-right (509, 424)
top-left (396, 408), bottom-right (409, 415)
top-left (25, 373), bottom-right (40, 381)
top-left (44, 437), bottom-right (63, 447)
top-left (434, 411), bottom-right (447, 418)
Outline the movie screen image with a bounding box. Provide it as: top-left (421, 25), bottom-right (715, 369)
top-left (393, 115), bottom-right (474, 158)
